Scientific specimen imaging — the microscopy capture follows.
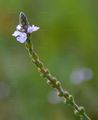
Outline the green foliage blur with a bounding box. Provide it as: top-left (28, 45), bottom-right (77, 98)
top-left (0, 0), bottom-right (98, 120)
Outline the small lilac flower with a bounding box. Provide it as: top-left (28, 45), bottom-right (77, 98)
top-left (16, 32), bottom-right (27, 43)
top-left (12, 30), bottom-right (27, 43)
top-left (27, 25), bottom-right (40, 33)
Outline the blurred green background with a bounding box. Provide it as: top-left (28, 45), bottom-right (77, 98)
top-left (0, 0), bottom-right (98, 120)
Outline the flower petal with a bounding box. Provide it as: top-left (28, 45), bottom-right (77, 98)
top-left (16, 24), bottom-right (22, 30)
top-left (27, 25), bottom-right (40, 33)
top-left (16, 32), bottom-right (27, 43)
top-left (12, 31), bottom-right (21, 37)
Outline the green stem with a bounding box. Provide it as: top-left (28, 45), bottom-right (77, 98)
top-left (25, 38), bottom-right (91, 120)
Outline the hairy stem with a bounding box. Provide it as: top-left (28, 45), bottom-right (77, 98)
top-left (25, 37), bottom-right (91, 120)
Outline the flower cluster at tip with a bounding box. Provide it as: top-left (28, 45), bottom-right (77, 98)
top-left (12, 24), bottom-right (40, 43)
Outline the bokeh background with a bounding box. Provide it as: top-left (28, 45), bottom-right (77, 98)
top-left (0, 0), bottom-right (98, 120)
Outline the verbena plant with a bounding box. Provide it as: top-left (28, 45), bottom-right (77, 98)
top-left (12, 12), bottom-right (91, 120)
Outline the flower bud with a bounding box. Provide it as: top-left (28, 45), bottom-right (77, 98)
top-left (19, 12), bottom-right (29, 28)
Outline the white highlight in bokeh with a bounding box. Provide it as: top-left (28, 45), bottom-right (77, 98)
top-left (70, 67), bottom-right (93, 84)
top-left (0, 82), bottom-right (10, 99)
top-left (48, 90), bottom-right (62, 104)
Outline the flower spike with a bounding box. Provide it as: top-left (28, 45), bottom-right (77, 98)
top-left (12, 12), bottom-right (40, 43)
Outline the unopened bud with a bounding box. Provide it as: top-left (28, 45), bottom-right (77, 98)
top-left (63, 91), bottom-right (69, 98)
top-left (79, 106), bottom-right (85, 114)
top-left (47, 80), bottom-right (51, 85)
top-left (19, 12), bottom-right (29, 27)
top-left (56, 81), bottom-right (61, 88)
top-left (74, 110), bottom-right (80, 116)
top-left (57, 91), bottom-right (63, 97)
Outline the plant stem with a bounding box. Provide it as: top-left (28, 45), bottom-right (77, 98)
top-left (25, 37), bottom-right (91, 120)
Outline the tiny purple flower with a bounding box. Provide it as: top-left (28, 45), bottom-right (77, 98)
top-left (27, 25), bottom-right (40, 33)
top-left (16, 32), bottom-right (27, 43)
top-left (12, 30), bottom-right (27, 43)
